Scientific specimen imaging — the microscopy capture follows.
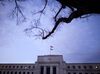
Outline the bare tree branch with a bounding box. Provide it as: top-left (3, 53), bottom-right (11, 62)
top-left (14, 0), bottom-right (26, 24)
top-left (24, 21), bottom-right (49, 39)
top-left (32, 0), bottom-right (48, 20)
top-left (54, 5), bottom-right (63, 21)
top-left (42, 10), bottom-right (92, 39)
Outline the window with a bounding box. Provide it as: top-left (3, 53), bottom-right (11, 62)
top-left (13, 66), bottom-right (15, 68)
top-left (67, 66), bottom-right (70, 69)
top-left (2, 66), bottom-right (4, 68)
top-left (9, 66), bottom-right (11, 68)
top-left (31, 72), bottom-right (34, 74)
top-left (79, 73), bottom-right (82, 74)
top-left (15, 72), bottom-right (17, 74)
top-left (73, 73), bottom-right (76, 74)
top-left (23, 72), bottom-right (25, 74)
top-left (3, 71), bottom-right (5, 74)
top-left (89, 66), bottom-right (93, 69)
top-left (21, 66), bottom-right (23, 68)
top-left (11, 71), bottom-right (13, 74)
top-left (29, 66), bottom-right (31, 69)
top-left (84, 66), bottom-right (87, 69)
top-left (68, 72), bottom-right (71, 74)
top-left (53, 66), bottom-right (56, 74)
top-left (7, 71), bottom-right (9, 74)
top-left (27, 72), bottom-right (29, 74)
top-left (19, 72), bottom-right (21, 74)
top-left (72, 66), bottom-right (75, 69)
top-left (40, 66), bottom-right (44, 74)
top-left (5, 66), bottom-right (8, 68)
top-left (33, 66), bottom-right (35, 68)
top-left (46, 66), bottom-right (50, 74)
top-left (0, 71), bottom-right (1, 74)
top-left (17, 66), bottom-right (19, 68)
top-left (78, 66), bottom-right (81, 69)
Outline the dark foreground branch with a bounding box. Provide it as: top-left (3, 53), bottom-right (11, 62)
top-left (42, 17), bottom-right (68, 39)
top-left (42, 10), bottom-right (90, 39)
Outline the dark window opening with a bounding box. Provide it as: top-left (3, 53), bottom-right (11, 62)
top-left (73, 73), bottom-right (76, 74)
top-left (29, 66), bottom-right (31, 69)
top-left (21, 66), bottom-right (23, 68)
top-left (89, 66), bottom-right (93, 69)
top-left (3, 71), bottom-right (5, 74)
top-left (2, 66), bottom-right (4, 68)
top-left (13, 66), bottom-right (15, 68)
top-left (5, 66), bottom-right (8, 68)
top-left (15, 72), bottom-right (17, 74)
top-left (17, 66), bottom-right (19, 68)
top-left (9, 66), bottom-right (11, 68)
top-left (72, 66), bottom-right (75, 69)
top-left (27, 72), bottom-right (29, 74)
top-left (46, 66), bottom-right (50, 74)
top-left (68, 72), bottom-right (71, 74)
top-left (79, 73), bottom-right (82, 74)
top-left (67, 66), bottom-right (70, 69)
top-left (11, 71), bottom-right (13, 74)
top-left (78, 66), bottom-right (81, 69)
top-left (7, 71), bottom-right (9, 74)
top-left (33, 66), bottom-right (35, 68)
top-left (0, 71), bottom-right (1, 74)
top-left (53, 66), bottom-right (56, 74)
top-left (84, 66), bottom-right (87, 69)
top-left (23, 72), bottom-right (25, 74)
top-left (32, 72), bottom-right (34, 74)
top-left (40, 66), bottom-right (44, 74)
top-left (19, 72), bottom-right (21, 74)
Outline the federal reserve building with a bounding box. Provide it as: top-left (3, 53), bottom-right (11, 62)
top-left (0, 55), bottom-right (100, 74)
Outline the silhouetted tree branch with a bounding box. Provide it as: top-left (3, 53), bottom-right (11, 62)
top-left (0, 0), bottom-right (100, 39)
top-left (42, 0), bottom-right (100, 39)
top-left (14, 0), bottom-right (26, 25)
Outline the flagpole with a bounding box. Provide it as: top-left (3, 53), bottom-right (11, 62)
top-left (50, 46), bottom-right (53, 55)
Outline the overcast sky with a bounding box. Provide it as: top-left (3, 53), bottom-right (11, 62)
top-left (0, 0), bottom-right (100, 63)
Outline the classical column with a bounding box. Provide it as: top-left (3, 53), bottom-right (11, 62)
top-left (44, 66), bottom-right (46, 74)
top-left (50, 66), bottom-right (53, 74)
top-left (56, 66), bottom-right (59, 74)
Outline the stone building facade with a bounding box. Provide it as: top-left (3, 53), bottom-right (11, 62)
top-left (0, 55), bottom-right (100, 74)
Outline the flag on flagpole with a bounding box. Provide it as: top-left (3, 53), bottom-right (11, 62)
top-left (50, 46), bottom-right (53, 55)
top-left (50, 46), bottom-right (53, 50)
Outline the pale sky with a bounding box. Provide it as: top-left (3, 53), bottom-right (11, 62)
top-left (0, 0), bottom-right (100, 63)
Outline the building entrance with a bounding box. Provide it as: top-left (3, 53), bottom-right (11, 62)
top-left (40, 66), bottom-right (57, 74)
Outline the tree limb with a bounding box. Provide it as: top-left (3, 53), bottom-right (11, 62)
top-left (42, 10), bottom-right (90, 39)
top-left (14, 0), bottom-right (26, 24)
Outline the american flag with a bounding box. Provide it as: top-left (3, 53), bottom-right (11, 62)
top-left (50, 46), bottom-right (53, 50)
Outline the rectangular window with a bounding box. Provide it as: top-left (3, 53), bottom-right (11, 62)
top-left (15, 72), bottom-right (17, 74)
top-left (3, 71), bottom-right (5, 74)
top-left (7, 71), bottom-right (9, 74)
top-left (32, 72), bottom-right (34, 74)
top-left (23, 72), bottom-right (25, 74)
top-left (27, 72), bottom-right (29, 74)
top-left (40, 66), bottom-right (44, 74)
top-left (46, 66), bottom-right (50, 74)
top-left (19, 72), bottom-right (21, 74)
top-left (53, 66), bottom-right (56, 74)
